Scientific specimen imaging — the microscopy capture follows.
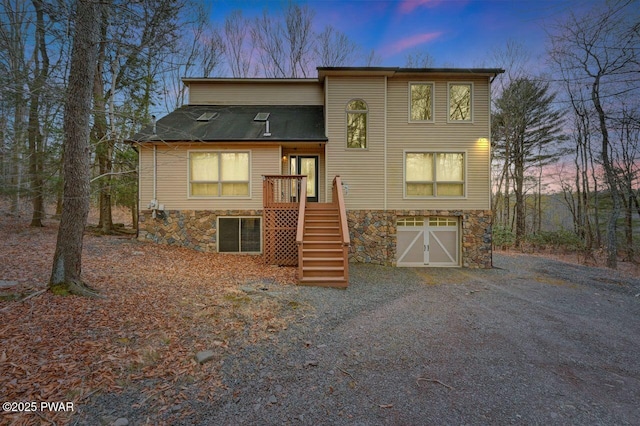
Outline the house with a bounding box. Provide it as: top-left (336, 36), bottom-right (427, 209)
top-left (129, 67), bottom-right (504, 287)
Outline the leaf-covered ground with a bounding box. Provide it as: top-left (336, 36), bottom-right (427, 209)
top-left (0, 213), bottom-right (297, 425)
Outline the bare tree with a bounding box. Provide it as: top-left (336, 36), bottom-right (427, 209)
top-left (224, 10), bottom-right (254, 78)
top-left (222, 4), bottom-right (379, 78)
top-left (404, 49), bottom-right (435, 68)
top-left (314, 25), bottom-right (358, 67)
top-left (26, 0), bottom-right (50, 227)
top-left (549, 0), bottom-right (639, 268)
top-left (50, 0), bottom-right (103, 297)
top-left (362, 49), bottom-right (382, 67)
top-left (251, 10), bottom-right (287, 77)
top-left (283, 2), bottom-right (314, 77)
top-left (201, 27), bottom-right (225, 77)
top-left (613, 106), bottom-right (640, 260)
top-left (161, 4), bottom-right (224, 110)
top-left (0, 0), bottom-right (29, 215)
top-left (91, 0), bottom-right (184, 233)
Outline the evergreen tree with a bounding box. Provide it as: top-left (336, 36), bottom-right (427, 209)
top-left (493, 78), bottom-right (566, 247)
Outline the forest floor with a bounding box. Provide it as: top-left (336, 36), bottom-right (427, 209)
top-left (0, 204), bottom-right (298, 425)
top-left (1, 202), bottom-right (638, 425)
top-left (495, 246), bottom-right (640, 280)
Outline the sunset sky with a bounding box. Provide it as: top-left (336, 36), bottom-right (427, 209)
top-left (208, 0), bottom-right (596, 69)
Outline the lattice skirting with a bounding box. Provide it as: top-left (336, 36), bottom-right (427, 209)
top-left (263, 208), bottom-right (299, 266)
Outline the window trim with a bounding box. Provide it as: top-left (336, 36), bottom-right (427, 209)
top-left (345, 98), bottom-right (368, 149)
top-left (403, 150), bottom-right (467, 199)
top-left (447, 82), bottom-right (474, 123)
top-left (408, 81), bottom-right (435, 123)
top-left (187, 150), bottom-right (251, 199)
top-left (216, 216), bottom-right (262, 254)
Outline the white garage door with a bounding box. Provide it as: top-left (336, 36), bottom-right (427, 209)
top-left (396, 217), bottom-right (459, 267)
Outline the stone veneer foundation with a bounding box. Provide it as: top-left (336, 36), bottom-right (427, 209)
top-left (138, 209), bottom-right (492, 268)
top-left (347, 210), bottom-right (492, 268)
top-left (138, 210), bottom-right (262, 252)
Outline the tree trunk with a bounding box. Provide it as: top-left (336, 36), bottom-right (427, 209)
top-left (10, 95), bottom-right (25, 217)
top-left (28, 0), bottom-right (49, 227)
top-left (592, 75), bottom-right (619, 269)
top-left (513, 142), bottom-right (525, 248)
top-left (624, 187), bottom-right (633, 261)
top-left (28, 100), bottom-right (45, 227)
top-left (92, 13), bottom-right (114, 234)
top-left (50, 0), bottom-right (103, 297)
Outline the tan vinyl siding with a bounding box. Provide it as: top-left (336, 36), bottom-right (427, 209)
top-left (385, 76), bottom-right (491, 210)
top-left (325, 76), bottom-right (386, 209)
top-left (188, 81), bottom-right (323, 105)
top-left (138, 143), bottom-right (281, 210)
top-left (138, 144), bottom-right (155, 207)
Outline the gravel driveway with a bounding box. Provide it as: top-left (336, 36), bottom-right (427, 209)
top-left (78, 254), bottom-right (640, 425)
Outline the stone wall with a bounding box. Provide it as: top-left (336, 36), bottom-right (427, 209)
top-left (347, 209), bottom-right (492, 268)
top-left (139, 208), bottom-right (492, 268)
top-left (138, 209), bottom-right (261, 252)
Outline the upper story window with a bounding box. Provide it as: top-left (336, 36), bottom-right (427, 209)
top-left (448, 83), bottom-right (472, 122)
top-left (346, 99), bottom-right (367, 149)
top-left (405, 151), bottom-right (465, 197)
top-left (409, 82), bottom-right (434, 122)
top-left (189, 151), bottom-right (249, 197)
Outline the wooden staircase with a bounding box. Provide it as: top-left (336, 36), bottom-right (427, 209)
top-left (297, 177), bottom-right (349, 288)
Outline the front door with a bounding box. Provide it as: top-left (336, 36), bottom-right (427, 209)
top-left (290, 155), bottom-right (318, 202)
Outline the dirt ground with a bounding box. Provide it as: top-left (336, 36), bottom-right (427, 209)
top-left (76, 253), bottom-right (640, 425)
top-left (2, 201), bottom-right (639, 425)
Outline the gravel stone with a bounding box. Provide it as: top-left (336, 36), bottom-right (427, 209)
top-left (74, 254), bottom-right (640, 425)
top-left (195, 350), bottom-right (215, 364)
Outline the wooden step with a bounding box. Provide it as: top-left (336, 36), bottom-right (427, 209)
top-left (302, 267), bottom-right (345, 278)
top-left (302, 248), bottom-right (344, 257)
top-left (306, 203), bottom-right (335, 209)
top-left (302, 257), bottom-right (344, 267)
top-left (303, 234), bottom-right (341, 242)
top-left (305, 220), bottom-right (339, 225)
top-left (305, 225), bottom-right (340, 232)
top-left (298, 201), bottom-right (347, 288)
top-left (298, 276), bottom-right (348, 289)
top-left (302, 241), bottom-right (343, 246)
top-left (305, 214), bottom-right (339, 221)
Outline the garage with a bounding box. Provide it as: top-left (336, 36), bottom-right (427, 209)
top-left (396, 217), bottom-right (460, 267)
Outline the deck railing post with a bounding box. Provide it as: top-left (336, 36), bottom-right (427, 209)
top-left (333, 176), bottom-right (350, 284)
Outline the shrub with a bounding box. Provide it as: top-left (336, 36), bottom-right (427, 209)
top-left (525, 229), bottom-right (584, 252)
top-left (493, 226), bottom-right (515, 249)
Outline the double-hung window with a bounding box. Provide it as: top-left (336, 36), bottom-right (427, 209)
top-left (409, 82), bottom-right (434, 122)
top-left (189, 151), bottom-right (249, 197)
top-left (448, 83), bottom-right (472, 122)
top-left (405, 152), bottom-right (465, 197)
top-left (346, 99), bottom-right (367, 148)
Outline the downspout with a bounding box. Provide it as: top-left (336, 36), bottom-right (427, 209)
top-left (487, 75), bottom-right (493, 268)
top-left (152, 144), bottom-right (157, 219)
top-left (325, 75), bottom-right (330, 202)
top-left (487, 76), bottom-right (493, 211)
top-left (384, 76), bottom-right (388, 210)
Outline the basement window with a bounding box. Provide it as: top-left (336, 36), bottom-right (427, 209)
top-left (218, 217), bottom-right (262, 253)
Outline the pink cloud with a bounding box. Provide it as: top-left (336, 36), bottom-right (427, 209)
top-left (398, 0), bottom-right (443, 14)
top-left (379, 32), bottom-right (443, 57)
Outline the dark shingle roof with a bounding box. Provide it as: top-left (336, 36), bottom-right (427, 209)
top-left (129, 105), bottom-right (327, 143)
